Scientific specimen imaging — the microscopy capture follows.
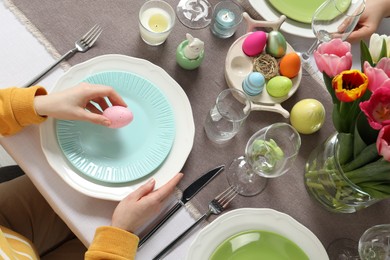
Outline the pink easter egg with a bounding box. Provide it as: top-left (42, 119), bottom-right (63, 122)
top-left (242, 31), bottom-right (267, 57)
top-left (103, 106), bottom-right (134, 129)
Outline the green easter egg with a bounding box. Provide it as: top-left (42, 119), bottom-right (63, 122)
top-left (266, 76), bottom-right (292, 97)
top-left (266, 31), bottom-right (287, 58)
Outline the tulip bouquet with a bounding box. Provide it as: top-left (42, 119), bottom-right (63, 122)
top-left (310, 33), bottom-right (390, 203)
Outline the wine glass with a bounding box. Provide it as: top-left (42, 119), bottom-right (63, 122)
top-left (176, 0), bottom-right (213, 29)
top-left (358, 224), bottom-right (390, 259)
top-left (299, 0), bottom-right (366, 75)
top-left (226, 123), bottom-right (301, 196)
top-left (326, 224), bottom-right (390, 259)
top-left (327, 238), bottom-right (360, 260)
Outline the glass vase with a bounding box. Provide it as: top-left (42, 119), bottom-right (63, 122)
top-left (304, 133), bottom-right (381, 213)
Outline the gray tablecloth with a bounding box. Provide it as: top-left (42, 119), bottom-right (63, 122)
top-left (6, 0), bottom-right (390, 250)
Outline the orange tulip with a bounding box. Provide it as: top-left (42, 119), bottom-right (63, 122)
top-left (332, 70), bottom-right (368, 102)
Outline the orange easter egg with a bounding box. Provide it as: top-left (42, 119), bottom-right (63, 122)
top-left (279, 52), bottom-right (301, 78)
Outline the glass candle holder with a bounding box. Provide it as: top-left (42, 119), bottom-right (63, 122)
top-left (210, 1), bottom-right (243, 39)
top-left (139, 0), bottom-right (176, 46)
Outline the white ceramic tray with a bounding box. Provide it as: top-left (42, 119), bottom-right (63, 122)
top-left (225, 14), bottom-right (302, 118)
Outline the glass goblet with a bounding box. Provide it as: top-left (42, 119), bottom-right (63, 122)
top-left (226, 123), bottom-right (301, 196)
top-left (358, 224), bottom-right (390, 259)
top-left (327, 238), bottom-right (360, 260)
top-left (299, 0), bottom-right (366, 75)
top-left (176, 0), bottom-right (213, 29)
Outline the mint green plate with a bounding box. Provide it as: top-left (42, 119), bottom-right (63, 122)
top-left (56, 71), bottom-right (175, 184)
top-left (267, 0), bottom-right (325, 24)
top-left (210, 230), bottom-right (309, 260)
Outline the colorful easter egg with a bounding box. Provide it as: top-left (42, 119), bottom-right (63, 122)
top-left (290, 99), bottom-right (325, 134)
top-left (103, 106), bottom-right (134, 129)
top-left (242, 31), bottom-right (267, 57)
top-left (266, 76), bottom-right (292, 97)
top-left (266, 30), bottom-right (287, 58)
top-left (279, 52), bottom-right (301, 78)
top-left (242, 72), bottom-right (265, 96)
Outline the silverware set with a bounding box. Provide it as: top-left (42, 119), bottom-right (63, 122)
top-left (23, 24), bottom-right (102, 88)
top-left (138, 165), bottom-right (225, 247)
top-left (152, 186), bottom-right (238, 260)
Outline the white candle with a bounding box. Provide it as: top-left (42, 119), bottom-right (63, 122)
top-left (139, 7), bottom-right (173, 46)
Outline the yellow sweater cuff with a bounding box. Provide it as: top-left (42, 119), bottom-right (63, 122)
top-left (11, 86), bottom-right (47, 126)
top-left (85, 226), bottom-right (139, 260)
top-left (0, 86), bottom-right (47, 136)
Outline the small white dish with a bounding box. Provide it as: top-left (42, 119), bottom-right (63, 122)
top-left (186, 208), bottom-right (329, 260)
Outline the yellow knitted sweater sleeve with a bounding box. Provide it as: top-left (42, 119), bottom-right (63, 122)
top-left (0, 86), bottom-right (47, 136)
top-left (85, 226), bottom-right (139, 260)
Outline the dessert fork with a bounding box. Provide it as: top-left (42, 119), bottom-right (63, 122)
top-left (23, 24), bottom-right (102, 88)
top-left (152, 186), bottom-right (237, 260)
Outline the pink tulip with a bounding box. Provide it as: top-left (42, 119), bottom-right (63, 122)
top-left (314, 39), bottom-right (353, 77)
top-left (364, 58), bottom-right (390, 92)
top-left (360, 86), bottom-right (390, 130)
top-left (377, 125), bottom-right (390, 161)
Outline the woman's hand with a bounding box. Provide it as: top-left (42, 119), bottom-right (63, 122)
top-left (111, 173), bottom-right (184, 233)
top-left (347, 0), bottom-right (390, 43)
top-left (34, 82), bottom-right (126, 126)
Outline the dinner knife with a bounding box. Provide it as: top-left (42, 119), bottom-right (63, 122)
top-left (138, 164), bottom-right (225, 247)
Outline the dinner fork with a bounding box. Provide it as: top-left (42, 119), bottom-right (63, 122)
top-left (152, 186), bottom-right (237, 260)
top-left (22, 24), bottom-right (102, 88)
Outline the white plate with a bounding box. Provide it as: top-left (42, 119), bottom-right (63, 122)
top-left (186, 208), bottom-right (329, 260)
top-left (40, 54), bottom-right (195, 201)
top-left (225, 33), bottom-right (302, 118)
top-left (248, 0), bottom-right (315, 38)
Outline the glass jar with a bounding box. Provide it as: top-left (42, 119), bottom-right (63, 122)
top-left (304, 133), bottom-right (380, 213)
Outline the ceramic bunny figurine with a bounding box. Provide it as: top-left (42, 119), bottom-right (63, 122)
top-left (176, 33), bottom-right (205, 70)
top-left (183, 33), bottom-right (204, 60)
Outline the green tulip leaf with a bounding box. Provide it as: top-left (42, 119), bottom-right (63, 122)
top-left (360, 40), bottom-right (373, 68)
top-left (323, 74), bottom-right (337, 103)
top-left (378, 38), bottom-right (388, 62)
top-left (356, 111), bottom-right (379, 145)
top-left (343, 144), bottom-right (380, 172)
top-left (337, 133), bottom-right (353, 164)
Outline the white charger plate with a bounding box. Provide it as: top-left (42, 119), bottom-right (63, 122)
top-left (186, 208), bottom-right (329, 260)
top-left (40, 54), bottom-right (195, 201)
top-left (248, 0), bottom-right (315, 38)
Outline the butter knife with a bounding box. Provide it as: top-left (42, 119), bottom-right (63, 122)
top-left (138, 164), bottom-right (224, 247)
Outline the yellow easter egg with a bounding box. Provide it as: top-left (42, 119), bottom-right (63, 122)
top-left (290, 99), bottom-right (325, 134)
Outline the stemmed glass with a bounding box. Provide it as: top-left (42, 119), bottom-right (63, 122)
top-left (326, 224), bottom-right (390, 259)
top-left (300, 0), bottom-right (366, 74)
top-left (226, 123), bottom-right (301, 196)
top-left (359, 224), bottom-right (390, 259)
top-left (176, 0), bottom-right (213, 29)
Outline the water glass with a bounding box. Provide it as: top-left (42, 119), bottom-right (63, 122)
top-left (139, 0), bottom-right (175, 46)
top-left (204, 88), bottom-right (251, 144)
top-left (210, 1), bottom-right (243, 39)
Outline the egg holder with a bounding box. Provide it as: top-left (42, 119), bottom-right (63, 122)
top-left (224, 12), bottom-right (302, 118)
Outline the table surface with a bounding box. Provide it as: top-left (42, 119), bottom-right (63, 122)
top-left (1, 0), bottom-right (390, 259)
